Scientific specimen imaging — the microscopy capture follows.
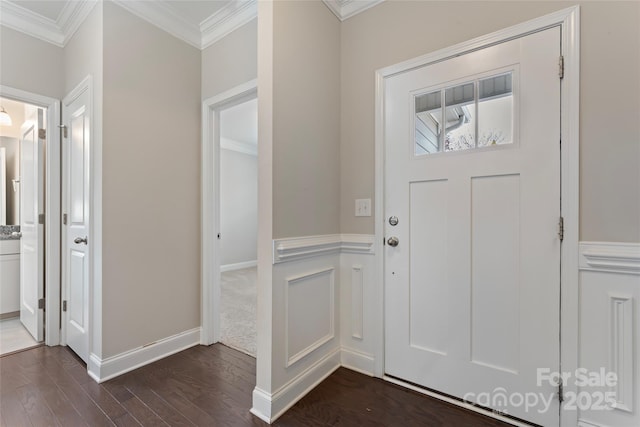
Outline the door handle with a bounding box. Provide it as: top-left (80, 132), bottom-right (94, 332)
top-left (387, 236), bottom-right (399, 247)
top-left (74, 236), bottom-right (88, 245)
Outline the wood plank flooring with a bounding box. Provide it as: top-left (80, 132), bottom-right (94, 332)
top-left (0, 344), bottom-right (512, 426)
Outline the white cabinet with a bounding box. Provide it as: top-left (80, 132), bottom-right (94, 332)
top-left (0, 239), bottom-right (20, 315)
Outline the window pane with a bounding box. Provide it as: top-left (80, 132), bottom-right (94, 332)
top-left (477, 73), bottom-right (513, 147)
top-left (415, 90), bottom-right (441, 155)
top-left (444, 82), bottom-right (475, 152)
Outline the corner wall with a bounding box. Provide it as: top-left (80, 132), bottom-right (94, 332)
top-left (100, 1), bottom-right (201, 358)
top-left (252, 0), bottom-right (342, 422)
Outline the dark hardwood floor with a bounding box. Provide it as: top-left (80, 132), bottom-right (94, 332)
top-left (1, 344), bottom-right (511, 426)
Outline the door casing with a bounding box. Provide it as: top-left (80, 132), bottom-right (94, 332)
top-left (373, 6), bottom-right (580, 426)
top-left (0, 85), bottom-right (61, 347)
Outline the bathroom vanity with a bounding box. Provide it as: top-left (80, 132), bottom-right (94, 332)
top-left (0, 228), bottom-right (20, 317)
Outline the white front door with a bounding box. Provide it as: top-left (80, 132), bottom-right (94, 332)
top-left (384, 28), bottom-right (561, 425)
top-left (19, 107), bottom-right (45, 342)
top-left (62, 85), bottom-right (91, 363)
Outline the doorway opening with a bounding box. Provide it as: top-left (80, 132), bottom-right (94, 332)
top-left (0, 96), bottom-right (47, 355)
top-left (201, 80), bottom-right (258, 357)
top-left (218, 97), bottom-right (258, 356)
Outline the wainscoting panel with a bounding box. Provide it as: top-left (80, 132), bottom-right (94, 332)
top-left (253, 234), bottom-right (376, 422)
top-left (578, 242), bottom-right (639, 427)
top-left (285, 268), bottom-right (335, 367)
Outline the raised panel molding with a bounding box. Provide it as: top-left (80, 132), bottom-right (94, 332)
top-left (285, 268), bottom-right (335, 367)
top-left (580, 242), bottom-right (640, 274)
top-left (610, 296), bottom-right (633, 413)
top-left (273, 234), bottom-right (375, 264)
top-left (351, 265), bottom-right (364, 339)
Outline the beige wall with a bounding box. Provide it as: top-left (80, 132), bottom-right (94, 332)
top-left (340, 1), bottom-right (640, 242)
top-left (273, 0), bottom-right (341, 238)
top-left (102, 1), bottom-right (201, 357)
top-left (201, 19), bottom-right (257, 100)
top-left (0, 26), bottom-right (64, 99)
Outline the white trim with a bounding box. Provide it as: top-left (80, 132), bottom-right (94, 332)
top-left (341, 347), bottom-right (375, 376)
top-left (220, 137), bottom-right (257, 156)
top-left (220, 260), bottom-right (257, 273)
top-left (373, 7), bottom-right (580, 427)
top-left (0, 0), bottom-right (64, 47)
top-left (322, 0), bottom-right (385, 21)
top-left (111, 0), bottom-right (201, 49)
top-left (579, 242), bottom-right (640, 274)
top-left (59, 0), bottom-right (99, 46)
top-left (273, 234), bottom-right (375, 264)
top-left (201, 1), bottom-right (257, 49)
top-left (0, 85), bottom-right (61, 348)
top-left (285, 268), bottom-right (335, 367)
top-left (250, 348), bottom-right (341, 423)
top-left (577, 421), bottom-right (608, 427)
top-left (201, 79), bottom-right (257, 346)
top-left (384, 376), bottom-right (536, 427)
top-left (87, 328), bottom-right (201, 383)
top-left (0, 0), bottom-right (97, 48)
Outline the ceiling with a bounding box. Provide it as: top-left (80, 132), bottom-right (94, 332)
top-left (0, 0), bottom-right (384, 50)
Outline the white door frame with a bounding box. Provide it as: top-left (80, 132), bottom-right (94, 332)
top-left (0, 85), bottom-right (61, 347)
top-left (373, 6), bottom-right (580, 426)
top-left (201, 79), bottom-right (258, 345)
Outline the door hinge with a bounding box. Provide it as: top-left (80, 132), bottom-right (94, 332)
top-left (38, 298), bottom-right (45, 310)
top-left (558, 216), bottom-right (564, 241)
top-left (38, 128), bottom-right (46, 139)
top-left (559, 55), bottom-right (564, 79)
top-left (62, 300), bottom-right (67, 312)
top-left (58, 124), bottom-right (68, 138)
top-left (558, 378), bottom-right (564, 403)
top-left (63, 213), bottom-right (67, 225)
top-left (38, 213), bottom-right (45, 225)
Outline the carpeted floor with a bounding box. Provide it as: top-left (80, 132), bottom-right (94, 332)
top-left (220, 267), bottom-right (257, 357)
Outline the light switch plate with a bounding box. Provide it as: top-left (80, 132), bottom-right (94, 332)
top-left (355, 199), bottom-right (371, 217)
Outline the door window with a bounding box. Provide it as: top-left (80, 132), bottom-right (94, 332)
top-left (414, 71), bottom-right (515, 156)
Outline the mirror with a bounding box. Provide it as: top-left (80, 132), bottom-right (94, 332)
top-left (0, 97), bottom-right (24, 226)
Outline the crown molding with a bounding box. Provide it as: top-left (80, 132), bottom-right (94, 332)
top-left (0, 0), bottom-right (64, 47)
top-left (322, 0), bottom-right (385, 21)
top-left (3, 0), bottom-right (258, 50)
top-left (201, 0), bottom-right (257, 50)
top-left (110, 0), bottom-right (201, 49)
top-left (0, 0), bottom-right (97, 48)
top-left (59, 0), bottom-right (99, 46)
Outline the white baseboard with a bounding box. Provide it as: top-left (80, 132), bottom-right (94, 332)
top-left (341, 347), bottom-right (375, 376)
top-left (87, 327), bottom-right (201, 383)
top-left (251, 347), bottom-right (341, 423)
top-left (220, 260), bottom-right (257, 272)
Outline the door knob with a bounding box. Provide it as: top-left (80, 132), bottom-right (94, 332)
top-left (387, 236), bottom-right (399, 247)
top-left (74, 236), bottom-right (88, 245)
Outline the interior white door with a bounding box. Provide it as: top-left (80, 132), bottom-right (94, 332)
top-left (20, 107), bottom-right (45, 342)
top-left (62, 86), bottom-right (91, 363)
top-left (384, 28), bottom-right (561, 426)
